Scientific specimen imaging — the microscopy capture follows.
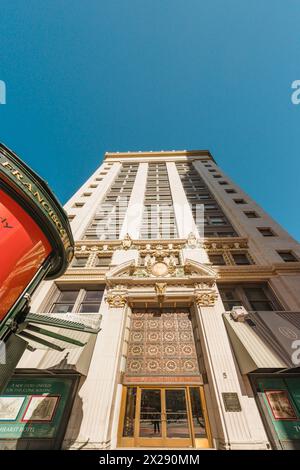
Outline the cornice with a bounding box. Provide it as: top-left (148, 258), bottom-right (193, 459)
top-left (73, 237), bottom-right (249, 251)
top-left (104, 149), bottom-right (215, 161)
top-left (216, 262), bottom-right (300, 281)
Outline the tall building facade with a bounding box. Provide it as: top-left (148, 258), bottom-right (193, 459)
top-left (2, 150), bottom-right (300, 450)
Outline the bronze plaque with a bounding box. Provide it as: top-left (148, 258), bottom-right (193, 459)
top-left (222, 392), bottom-right (242, 412)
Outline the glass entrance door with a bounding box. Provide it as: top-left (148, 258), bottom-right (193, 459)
top-left (119, 386), bottom-right (212, 448)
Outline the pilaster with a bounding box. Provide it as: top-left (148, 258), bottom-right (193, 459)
top-left (119, 162), bottom-right (148, 239)
top-left (194, 297), bottom-right (270, 449)
top-left (62, 294), bottom-right (128, 449)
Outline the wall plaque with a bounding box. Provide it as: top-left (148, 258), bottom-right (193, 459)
top-left (222, 392), bottom-right (242, 412)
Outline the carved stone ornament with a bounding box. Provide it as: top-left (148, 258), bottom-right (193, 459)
top-left (186, 232), bottom-right (199, 249)
top-left (151, 262), bottom-right (169, 277)
top-left (122, 234), bottom-right (133, 250)
top-left (195, 291), bottom-right (218, 307)
top-left (105, 291), bottom-right (127, 308)
top-left (155, 282), bottom-right (167, 295)
top-left (155, 282), bottom-right (167, 300)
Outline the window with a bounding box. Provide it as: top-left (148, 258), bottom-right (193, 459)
top-left (244, 287), bottom-right (275, 311)
top-left (225, 189), bottom-right (237, 194)
top-left (51, 291), bottom-right (78, 313)
top-left (209, 216), bottom-right (226, 225)
top-left (244, 211), bottom-right (259, 218)
top-left (204, 203), bottom-right (218, 210)
top-left (257, 227), bottom-right (276, 237)
top-left (219, 288), bottom-right (242, 310)
top-left (219, 284), bottom-right (279, 311)
top-left (73, 202), bottom-right (84, 208)
top-left (216, 231), bottom-right (237, 237)
top-left (209, 254), bottom-right (226, 265)
top-left (219, 181), bottom-right (228, 185)
top-left (231, 253), bottom-right (251, 265)
top-left (176, 162), bottom-right (237, 238)
top-left (208, 169), bottom-right (216, 173)
top-left (94, 256), bottom-right (112, 267)
top-left (50, 288), bottom-right (104, 314)
top-left (71, 256), bottom-right (88, 268)
top-left (79, 291), bottom-right (103, 313)
top-left (68, 214), bottom-right (75, 221)
top-left (234, 198), bottom-right (247, 205)
top-left (277, 251), bottom-right (298, 262)
top-left (213, 174), bottom-right (221, 179)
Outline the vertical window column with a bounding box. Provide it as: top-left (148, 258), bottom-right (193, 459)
top-left (70, 162), bottom-right (122, 240)
top-left (119, 163), bottom-right (148, 239)
top-left (166, 162), bottom-right (199, 239)
top-left (167, 162), bottom-right (209, 264)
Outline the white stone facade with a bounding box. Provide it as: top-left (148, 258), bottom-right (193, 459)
top-left (16, 150), bottom-right (300, 450)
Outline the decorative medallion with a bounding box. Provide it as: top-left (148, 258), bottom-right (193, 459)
top-left (121, 233), bottom-right (133, 250)
top-left (186, 232), bottom-right (199, 249)
top-left (151, 262), bottom-right (168, 277)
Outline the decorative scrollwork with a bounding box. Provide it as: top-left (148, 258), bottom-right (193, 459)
top-left (105, 291), bottom-right (127, 308)
top-left (194, 291), bottom-right (218, 307)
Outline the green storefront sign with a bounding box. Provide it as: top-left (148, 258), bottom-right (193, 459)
top-left (0, 375), bottom-right (75, 445)
top-left (256, 376), bottom-right (300, 445)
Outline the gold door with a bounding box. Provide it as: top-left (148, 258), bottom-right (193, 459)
top-left (118, 386), bottom-right (212, 448)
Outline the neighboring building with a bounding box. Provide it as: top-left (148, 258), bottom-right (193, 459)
top-left (1, 150), bottom-right (300, 450)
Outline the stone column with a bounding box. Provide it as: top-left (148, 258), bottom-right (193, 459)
top-left (119, 162), bottom-right (148, 240)
top-left (166, 161), bottom-right (209, 264)
top-left (111, 162), bottom-right (148, 266)
top-left (62, 293), bottom-right (128, 449)
top-left (193, 295), bottom-right (270, 449)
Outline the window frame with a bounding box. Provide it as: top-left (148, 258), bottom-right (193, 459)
top-left (49, 287), bottom-right (105, 315)
top-left (218, 283), bottom-right (282, 312)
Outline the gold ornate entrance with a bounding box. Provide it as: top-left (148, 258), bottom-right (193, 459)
top-left (106, 248), bottom-right (218, 448)
top-left (118, 385), bottom-right (211, 448)
top-left (118, 307), bottom-right (212, 448)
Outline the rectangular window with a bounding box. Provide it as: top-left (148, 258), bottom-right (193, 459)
top-left (225, 189), bottom-right (237, 194)
top-left (209, 254), bottom-right (226, 265)
top-left (50, 288), bottom-right (104, 314)
top-left (231, 253), bottom-right (251, 265)
top-left (209, 216), bottom-right (226, 225)
top-left (219, 288), bottom-right (242, 310)
top-left (244, 211), bottom-right (259, 218)
top-left (234, 199), bottom-right (247, 205)
top-left (243, 287), bottom-right (274, 311)
top-left (277, 251), bottom-right (298, 262)
top-left (50, 291), bottom-right (78, 313)
top-left (79, 290), bottom-right (103, 313)
top-left (94, 256), bottom-right (112, 267)
top-left (219, 181), bottom-right (228, 185)
top-left (71, 256), bottom-right (88, 268)
top-left (218, 284), bottom-right (278, 311)
top-left (257, 227), bottom-right (276, 237)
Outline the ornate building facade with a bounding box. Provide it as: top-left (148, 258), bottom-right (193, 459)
top-left (2, 150), bottom-right (300, 450)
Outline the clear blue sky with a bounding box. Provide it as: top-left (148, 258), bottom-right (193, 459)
top-left (1, 1), bottom-right (299, 240)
